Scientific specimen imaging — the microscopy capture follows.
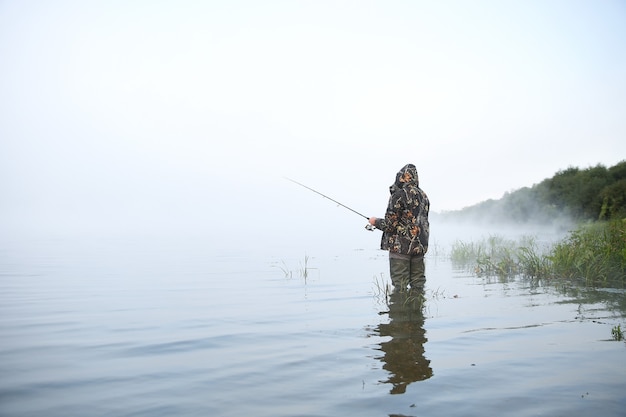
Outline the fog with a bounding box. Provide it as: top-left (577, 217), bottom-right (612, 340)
top-left (1, 1), bottom-right (625, 245)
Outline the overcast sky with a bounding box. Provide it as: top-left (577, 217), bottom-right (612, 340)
top-left (1, 1), bottom-right (625, 239)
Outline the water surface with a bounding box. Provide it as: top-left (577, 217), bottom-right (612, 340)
top-left (1, 230), bottom-right (624, 416)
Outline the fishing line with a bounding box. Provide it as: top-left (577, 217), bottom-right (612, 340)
top-left (285, 177), bottom-right (375, 231)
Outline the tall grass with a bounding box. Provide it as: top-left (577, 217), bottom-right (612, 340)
top-left (550, 220), bottom-right (626, 286)
top-left (451, 235), bottom-right (548, 278)
top-left (450, 219), bottom-right (626, 286)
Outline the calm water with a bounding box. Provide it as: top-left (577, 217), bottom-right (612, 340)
top-left (1, 227), bottom-right (625, 417)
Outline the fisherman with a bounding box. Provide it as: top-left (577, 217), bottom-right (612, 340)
top-left (369, 164), bottom-right (430, 291)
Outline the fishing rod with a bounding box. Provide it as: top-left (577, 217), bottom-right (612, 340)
top-left (285, 177), bottom-right (375, 231)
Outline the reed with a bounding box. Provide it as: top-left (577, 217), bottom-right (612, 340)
top-left (450, 240), bottom-right (483, 266)
top-left (550, 220), bottom-right (626, 286)
top-left (451, 235), bottom-right (524, 278)
top-left (274, 260), bottom-right (293, 278)
top-left (300, 254), bottom-right (310, 282)
top-left (371, 275), bottom-right (428, 312)
top-left (451, 219), bottom-right (626, 286)
top-left (274, 254), bottom-right (317, 282)
top-left (372, 273), bottom-right (392, 307)
top-left (517, 245), bottom-right (551, 279)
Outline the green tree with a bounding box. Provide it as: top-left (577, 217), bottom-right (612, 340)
top-left (441, 160), bottom-right (626, 224)
top-left (546, 167), bottom-right (581, 216)
top-left (579, 165), bottom-right (610, 219)
top-left (608, 160), bottom-right (626, 181)
top-left (600, 179), bottom-right (626, 220)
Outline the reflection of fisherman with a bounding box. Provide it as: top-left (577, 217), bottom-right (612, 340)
top-left (369, 164), bottom-right (430, 290)
top-left (376, 291), bottom-right (432, 394)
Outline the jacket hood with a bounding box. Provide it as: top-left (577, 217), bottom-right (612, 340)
top-left (390, 163), bottom-right (419, 193)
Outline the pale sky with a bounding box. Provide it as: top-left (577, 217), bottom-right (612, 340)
top-left (1, 1), bottom-right (625, 239)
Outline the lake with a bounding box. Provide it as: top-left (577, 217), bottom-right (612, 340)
top-left (1, 222), bottom-right (625, 417)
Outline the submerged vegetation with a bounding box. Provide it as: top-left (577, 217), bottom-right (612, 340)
top-left (451, 219), bottom-right (626, 287)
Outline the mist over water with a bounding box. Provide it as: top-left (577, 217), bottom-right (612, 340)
top-left (2, 213), bottom-right (624, 417)
top-left (1, 167), bottom-right (577, 259)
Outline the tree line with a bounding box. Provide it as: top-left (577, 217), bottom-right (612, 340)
top-left (441, 160), bottom-right (626, 224)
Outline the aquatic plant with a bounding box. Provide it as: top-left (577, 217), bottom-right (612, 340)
top-left (371, 274), bottom-right (428, 311)
top-left (274, 260), bottom-right (293, 278)
top-left (451, 235), bottom-right (531, 278)
top-left (300, 254), bottom-right (310, 281)
top-left (273, 254), bottom-right (317, 282)
top-left (517, 240), bottom-right (553, 279)
top-left (611, 324), bottom-right (623, 341)
top-left (450, 219), bottom-right (626, 286)
top-left (450, 240), bottom-right (484, 266)
top-left (372, 273), bottom-right (392, 307)
top-left (550, 219), bottom-right (626, 286)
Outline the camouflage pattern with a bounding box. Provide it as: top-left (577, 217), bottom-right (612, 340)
top-left (374, 164), bottom-right (430, 256)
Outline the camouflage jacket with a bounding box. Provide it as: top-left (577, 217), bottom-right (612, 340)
top-left (373, 164), bottom-right (430, 256)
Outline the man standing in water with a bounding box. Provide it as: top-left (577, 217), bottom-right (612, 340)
top-left (369, 164), bottom-right (430, 291)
